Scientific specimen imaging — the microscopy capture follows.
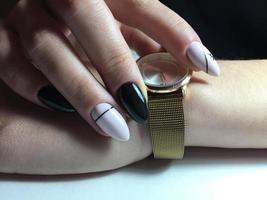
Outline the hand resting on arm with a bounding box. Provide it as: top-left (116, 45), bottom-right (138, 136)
top-left (0, 60), bottom-right (267, 174)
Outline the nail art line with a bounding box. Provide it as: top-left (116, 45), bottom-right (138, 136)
top-left (186, 41), bottom-right (220, 76)
top-left (95, 106), bottom-right (114, 122)
top-left (91, 103), bottom-right (130, 141)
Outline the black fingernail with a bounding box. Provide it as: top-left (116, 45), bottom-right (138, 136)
top-left (117, 82), bottom-right (147, 123)
top-left (38, 86), bottom-right (75, 113)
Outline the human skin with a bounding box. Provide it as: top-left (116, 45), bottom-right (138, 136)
top-left (0, 0), bottom-right (222, 141)
top-left (0, 60), bottom-right (266, 175)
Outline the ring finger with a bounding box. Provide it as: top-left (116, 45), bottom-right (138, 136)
top-left (10, 0), bottom-right (130, 141)
top-left (45, 0), bottom-right (148, 123)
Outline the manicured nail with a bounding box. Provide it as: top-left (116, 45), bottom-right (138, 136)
top-left (38, 86), bottom-right (75, 113)
top-left (117, 82), bottom-right (148, 123)
top-left (186, 41), bottom-right (220, 76)
top-left (91, 103), bottom-right (130, 141)
top-left (137, 82), bottom-right (148, 103)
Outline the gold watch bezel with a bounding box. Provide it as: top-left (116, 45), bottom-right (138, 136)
top-left (136, 52), bottom-right (192, 94)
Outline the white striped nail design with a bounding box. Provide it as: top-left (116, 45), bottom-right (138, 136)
top-left (91, 103), bottom-right (130, 141)
top-left (187, 41), bottom-right (220, 76)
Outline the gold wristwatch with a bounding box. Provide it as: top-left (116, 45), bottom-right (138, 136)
top-left (137, 52), bottom-right (192, 159)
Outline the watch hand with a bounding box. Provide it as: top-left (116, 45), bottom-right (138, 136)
top-left (159, 73), bottom-right (166, 85)
top-left (157, 66), bottom-right (166, 84)
top-left (161, 72), bottom-right (167, 82)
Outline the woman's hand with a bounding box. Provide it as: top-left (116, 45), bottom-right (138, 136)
top-left (1, 60), bottom-right (267, 175)
top-left (0, 80), bottom-right (152, 174)
top-left (0, 0), bottom-right (220, 141)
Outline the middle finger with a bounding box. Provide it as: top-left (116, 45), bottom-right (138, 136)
top-left (45, 0), bottom-right (148, 123)
top-left (10, 0), bottom-right (130, 141)
top-left (107, 0), bottom-right (220, 76)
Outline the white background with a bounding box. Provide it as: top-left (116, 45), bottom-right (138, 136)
top-left (1, 147), bottom-right (267, 200)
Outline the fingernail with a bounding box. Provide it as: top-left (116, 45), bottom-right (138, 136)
top-left (38, 86), bottom-right (75, 113)
top-left (91, 103), bottom-right (130, 141)
top-left (117, 82), bottom-right (148, 123)
top-left (137, 82), bottom-right (148, 103)
top-left (186, 41), bottom-right (220, 76)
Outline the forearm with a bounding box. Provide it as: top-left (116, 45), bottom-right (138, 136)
top-left (1, 59), bottom-right (267, 175)
top-left (135, 59), bottom-right (267, 149)
top-left (185, 60), bottom-right (267, 148)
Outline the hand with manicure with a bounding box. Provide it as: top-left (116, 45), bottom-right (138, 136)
top-left (0, 0), bottom-right (220, 142)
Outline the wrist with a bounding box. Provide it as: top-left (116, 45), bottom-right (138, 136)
top-left (184, 62), bottom-right (230, 147)
top-left (184, 60), bottom-right (267, 148)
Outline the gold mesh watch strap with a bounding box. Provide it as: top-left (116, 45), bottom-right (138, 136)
top-left (148, 89), bottom-right (185, 159)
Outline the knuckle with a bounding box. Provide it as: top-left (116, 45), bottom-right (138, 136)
top-left (31, 29), bottom-right (50, 47)
top-left (103, 51), bottom-right (130, 71)
top-left (9, 1), bottom-right (54, 47)
top-left (23, 29), bottom-right (59, 75)
top-left (64, 75), bottom-right (99, 111)
top-left (102, 51), bottom-right (132, 76)
top-left (169, 17), bottom-right (190, 33)
top-left (27, 29), bottom-right (53, 57)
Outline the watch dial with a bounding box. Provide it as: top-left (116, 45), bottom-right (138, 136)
top-left (141, 60), bottom-right (187, 88)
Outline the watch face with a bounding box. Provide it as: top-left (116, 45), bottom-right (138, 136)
top-left (137, 52), bottom-right (191, 93)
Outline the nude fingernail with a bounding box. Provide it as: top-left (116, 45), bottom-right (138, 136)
top-left (186, 41), bottom-right (220, 76)
top-left (91, 103), bottom-right (130, 141)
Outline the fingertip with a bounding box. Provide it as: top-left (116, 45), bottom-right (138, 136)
top-left (117, 82), bottom-right (148, 124)
top-left (91, 103), bottom-right (130, 142)
top-left (186, 41), bottom-right (221, 77)
top-left (37, 85), bottom-right (76, 113)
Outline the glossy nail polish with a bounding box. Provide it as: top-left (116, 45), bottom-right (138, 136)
top-left (187, 41), bottom-right (220, 76)
top-left (38, 86), bottom-right (75, 112)
top-left (91, 103), bottom-right (130, 141)
top-left (117, 82), bottom-right (148, 123)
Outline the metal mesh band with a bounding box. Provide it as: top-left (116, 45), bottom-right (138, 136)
top-left (148, 90), bottom-right (184, 159)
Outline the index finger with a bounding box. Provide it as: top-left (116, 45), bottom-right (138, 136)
top-left (45, 0), bottom-right (148, 123)
top-left (106, 0), bottom-right (220, 76)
